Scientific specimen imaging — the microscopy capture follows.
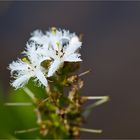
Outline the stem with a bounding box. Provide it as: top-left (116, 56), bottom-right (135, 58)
top-left (4, 102), bottom-right (33, 106)
top-left (34, 108), bottom-right (42, 124)
top-left (23, 87), bottom-right (37, 103)
top-left (80, 128), bottom-right (102, 133)
top-left (79, 70), bottom-right (91, 77)
top-left (15, 127), bottom-right (39, 134)
top-left (84, 96), bottom-right (109, 100)
top-left (82, 96), bottom-right (109, 107)
top-left (38, 98), bottom-right (48, 107)
top-left (82, 96), bottom-right (109, 118)
top-left (46, 85), bottom-right (51, 94)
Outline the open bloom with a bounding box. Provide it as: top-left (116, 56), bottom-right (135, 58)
top-left (46, 28), bottom-right (82, 77)
top-left (8, 27), bottom-right (83, 89)
top-left (29, 30), bottom-right (49, 48)
top-left (8, 42), bottom-right (48, 89)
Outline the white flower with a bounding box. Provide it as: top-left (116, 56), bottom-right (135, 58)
top-left (46, 28), bottom-right (82, 77)
top-left (8, 42), bottom-right (48, 89)
top-left (29, 30), bottom-right (49, 48)
top-left (8, 27), bottom-right (83, 89)
top-left (24, 41), bottom-right (50, 65)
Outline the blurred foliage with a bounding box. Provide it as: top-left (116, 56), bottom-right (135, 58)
top-left (0, 83), bottom-right (40, 139)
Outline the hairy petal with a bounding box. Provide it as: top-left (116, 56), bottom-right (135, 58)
top-left (64, 53), bottom-right (82, 62)
top-left (65, 36), bottom-right (82, 56)
top-left (11, 75), bottom-right (30, 89)
top-left (35, 70), bottom-right (48, 87)
top-left (25, 43), bottom-right (50, 66)
top-left (8, 60), bottom-right (29, 73)
top-left (47, 60), bottom-right (63, 77)
top-left (30, 30), bottom-right (48, 45)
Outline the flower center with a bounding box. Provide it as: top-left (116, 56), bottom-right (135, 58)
top-left (55, 41), bottom-right (65, 58)
top-left (51, 27), bottom-right (57, 34)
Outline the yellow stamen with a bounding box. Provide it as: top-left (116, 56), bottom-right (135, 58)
top-left (56, 42), bottom-right (60, 47)
top-left (51, 27), bottom-right (57, 34)
top-left (22, 57), bottom-right (28, 62)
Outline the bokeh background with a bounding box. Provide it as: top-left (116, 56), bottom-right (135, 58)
top-left (0, 1), bottom-right (140, 139)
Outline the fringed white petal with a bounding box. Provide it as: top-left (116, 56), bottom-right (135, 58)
top-left (8, 60), bottom-right (29, 73)
top-left (31, 30), bottom-right (44, 37)
top-left (25, 43), bottom-right (50, 66)
top-left (64, 53), bottom-right (82, 62)
top-left (35, 69), bottom-right (48, 87)
top-left (65, 36), bottom-right (82, 56)
top-left (30, 30), bottom-right (45, 44)
top-left (11, 75), bottom-right (30, 89)
top-left (47, 60), bottom-right (63, 77)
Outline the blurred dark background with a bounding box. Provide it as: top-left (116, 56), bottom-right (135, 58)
top-left (0, 1), bottom-right (140, 139)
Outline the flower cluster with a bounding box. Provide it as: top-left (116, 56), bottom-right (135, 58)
top-left (8, 27), bottom-right (82, 89)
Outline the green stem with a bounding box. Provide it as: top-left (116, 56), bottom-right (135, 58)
top-left (4, 102), bottom-right (33, 106)
top-left (83, 96), bottom-right (109, 118)
top-left (15, 127), bottom-right (39, 134)
top-left (80, 128), bottom-right (102, 133)
top-left (23, 87), bottom-right (37, 103)
top-left (78, 70), bottom-right (91, 77)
